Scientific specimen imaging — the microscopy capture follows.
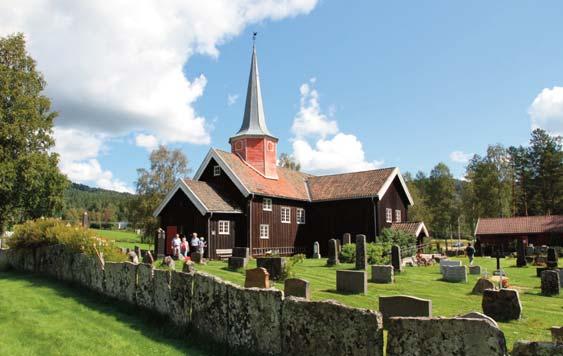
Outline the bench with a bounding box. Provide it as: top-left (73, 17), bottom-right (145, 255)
top-left (215, 249), bottom-right (233, 260)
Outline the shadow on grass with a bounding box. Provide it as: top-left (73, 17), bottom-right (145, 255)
top-left (0, 270), bottom-right (251, 356)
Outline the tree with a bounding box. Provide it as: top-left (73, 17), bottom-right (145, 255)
top-left (279, 153), bottom-right (301, 171)
top-left (426, 163), bottom-right (457, 238)
top-left (403, 172), bottom-right (432, 224)
top-left (0, 33), bottom-right (68, 232)
top-left (130, 145), bottom-right (190, 243)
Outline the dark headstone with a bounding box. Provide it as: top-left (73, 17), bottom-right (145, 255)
top-left (134, 245), bottom-right (142, 259)
top-left (327, 239), bottom-right (339, 266)
top-left (379, 295), bottom-right (432, 326)
top-left (525, 245), bottom-right (535, 256)
top-left (142, 250), bottom-right (154, 264)
top-left (482, 289), bottom-right (522, 321)
top-left (442, 265), bottom-right (468, 283)
top-left (312, 241), bottom-right (321, 259)
top-left (547, 247), bottom-right (559, 268)
top-left (191, 252), bottom-right (203, 264)
top-left (244, 267), bottom-right (269, 288)
top-left (284, 278), bottom-right (311, 300)
top-left (541, 269), bottom-right (560, 296)
top-left (371, 265), bottom-right (393, 283)
top-left (536, 267), bottom-right (548, 277)
top-left (156, 229), bottom-right (165, 258)
top-left (355, 234), bottom-right (367, 270)
top-left (516, 239), bottom-right (526, 267)
top-left (551, 326), bottom-right (563, 344)
top-left (232, 247), bottom-right (250, 258)
top-left (336, 270), bottom-right (367, 294)
top-left (343, 233), bottom-right (352, 245)
top-left (256, 257), bottom-right (285, 280)
top-left (469, 265), bottom-right (481, 275)
top-left (336, 239), bottom-right (341, 254)
top-left (472, 278), bottom-right (496, 295)
top-left (228, 256), bottom-right (247, 270)
top-left (459, 311), bottom-right (499, 328)
top-left (391, 245), bottom-right (402, 273)
top-left (182, 261), bottom-right (195, 273)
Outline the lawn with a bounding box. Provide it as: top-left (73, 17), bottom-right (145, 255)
top-left (0, 270), bottom-right (209, 356)
top-left (92, 229), bottom-right (152, 251)
top-left (191, 256), bottom-right (562, 349)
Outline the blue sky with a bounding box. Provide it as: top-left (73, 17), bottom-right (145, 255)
top-left (2, 1), bottom-right (562, 192)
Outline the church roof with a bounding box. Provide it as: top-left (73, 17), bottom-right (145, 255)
top-left (182, 180), bottom-right (242, 213)
top-left (475, 215), bottom-right (563, 236)
top-left (229, 46), bottom-right (277, 142)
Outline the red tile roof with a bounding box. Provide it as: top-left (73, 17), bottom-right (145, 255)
top-left (475, 215), bottom-right (563, 235)
top-left (390, 222), bottom-right (429, 237)
top-left (306, 168), bottom-right (396, 201)
top-left (183, 179), bottom-right (242, 212)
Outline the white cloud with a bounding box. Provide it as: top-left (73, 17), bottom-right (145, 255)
top-left (528, 86), bottom-right (563, 136)
top-left (291, 79), bottom-right (338, 138)
top-left (228, 93), bottom-right (239, 106)
top-left (62, 159), bottom-right (133, 193)
top-left (449, 150), bottom-right (473, 163)
top-left (135, 133), bottom-right (159, 152)
top-left (290, 79), bottom-right (382, 174)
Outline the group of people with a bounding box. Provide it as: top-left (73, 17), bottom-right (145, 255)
top-left (171, 232), bottom-right (206, 260)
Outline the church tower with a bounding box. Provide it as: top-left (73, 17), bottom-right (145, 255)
top-left (229, 44), bottom-right (278, 179)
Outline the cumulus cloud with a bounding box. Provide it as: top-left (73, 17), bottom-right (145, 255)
top-left (528, 86), bottom-right (563, 136)
top-left (449, 150), bottom-right (473, 163)
top-left (1, 0), bottom-right (318, 190)
top-left (135, 133), bottom-right (159, 152)
top-left (290, 79), bottom-right (383, 173)
top-left (291, 79), bottom-right (338, 138)
top-left (228, 93), bottom-right (239, 106)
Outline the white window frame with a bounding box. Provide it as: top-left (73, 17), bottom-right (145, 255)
top-left (263, 198), bottom-right (272, 211)
top-left (259, 224), bottom-right (269, 239)
top-left (296, 208), bottom-right (306, 224)
top-left (218, 220), bottom-right (230, 235)
top-left (281, 207), bottom-right (291, 224)
top-left (213, 165), bottom-right (221, 176)
top-left (395, 209), bottom-right (401, 223)
top-left (386, 208), bottom-right (392, 223)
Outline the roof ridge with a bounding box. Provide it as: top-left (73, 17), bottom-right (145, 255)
top-left (306, 167), bottom-right (396, 180)
top-left (479, 215), bottom-right (561, 220)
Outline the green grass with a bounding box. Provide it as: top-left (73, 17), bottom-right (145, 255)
top-left (92, 229), bottom-right (152, 251)
top-left (190, 256), bottom-right (563, 349)
top-left (0, 271), bottom-right (208, 356)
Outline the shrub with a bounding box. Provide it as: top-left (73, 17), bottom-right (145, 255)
top-left (377, 228), bottom-right (417, 248)
top-left (339, 242), bottom-right (392, 265)
top-left (339, 243), bottom-right (356, 263)
top-left (9, 218), bottom-right (126, 262)
top-left (280, 253), bottom-right (305, 280)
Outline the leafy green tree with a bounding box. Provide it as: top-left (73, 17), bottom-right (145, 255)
top-left (0, 33), bottom-right (68, 232)
top-left (279, 153), bottom-right (301, 171)
top-left (404, 172), bottom-right (432, 224)
top-left (507, 145), bottom-right (533, 216)
top-left (426, 163), bottom-right (457, 238)
top-left (130, 145), bottom-right (190, 243)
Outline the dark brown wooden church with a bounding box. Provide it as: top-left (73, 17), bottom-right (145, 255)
top-left (154, 46), bottom-right (420, 259)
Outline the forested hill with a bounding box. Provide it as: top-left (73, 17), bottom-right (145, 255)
top-left (62, 183), bottom-right (135, 223)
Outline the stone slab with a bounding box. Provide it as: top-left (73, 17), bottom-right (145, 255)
top-left (541, 269), bottom-right (560, 296)
top-left (232, 247), bottom-right (250, 259)
top-left (512, 341), bottom-right (563, 356)
top-left (153, 269), bottom-right (172, 316)
top-left (169, 271), bottom-right (193, 327)
top-left (355, 234), bottom-right (367, 270)
top-left (386, 317), bottom-right (507, 356)
top-left (104, 262), bottom-right (137, 304)
top-left (191, 272), bottom-right (230, 345)
top-left (459, 311), bottom-right (499, 328)
top-left (442, 265), bottom-right (468, 283)
top-left (336, 270), bottom-right (367, 294)
top-left (371, 265), bottom-right (394, 284)
top-left (327, 239), bottom-right (339, 266)
top-left (135, 263), bottom-right (155, 310)
top-left (228, 256), bottom-right (247, 270)
top-left (284, 278), bottom-right (311, 300)
top-left (391, 245), bottom-right (402, 273)
top-left (244, 267), bottom-right (269, 288)
top-left (379, 295), bottom-right (432, 326)
top-left (472, 278), bottom-right (496, 295)
top-left (282, 297), bottom-right (384, 356)
top-left (469, 265), bottom-right (481, 275)
top-left (551, 326), bottom-right (563, 344)
top-left (482, 288), bottom-right (522, 321)
top-left (343, 233), bottom-right (352, 245)
top-left (256, 257), bottom-right (285, 280)
top-left (440, 259), bottom-right (462, 274)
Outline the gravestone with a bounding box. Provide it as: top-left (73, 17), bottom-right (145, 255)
top-left (336, 239), bottom-right (341, 254)
top-left (560, 269), bottom-right (563, 287)
top-left (541, 269), bottom-right (560, 296)
top-left (547, 247), bottom-right (559, 268)
top-left (82, 212), bottom-right (89, 228)
top-left (440, 259), bottom-right (462, 274)
top-left (371, 265), bottom-right (394, 283)
top-left (156, 229), bottom-right (166, 258)
top-left (525, 245), bottom-right (535, 256)
top-left (469, 265), bottom-right (481, 275)
top-left (326, 239), bottom-right (339, 266)
top-left (163, 256), bottom-right (175, 269)
top-left (312, 241), bottom-right (321, 259)
top-left (343, 233), bottom-right (352, 245)
top-left (244, 267), bottom-right (269, 288)
top-left (127, 251), bottom-right (139, 264)
top-left (182, 261), bottom-right (195, 273)
top-left (142, 250), bottom-right (155, 264)
top-left (459, 311), bottom-right (499, 328)
top-left (551, 326), bottom-right (563, 344)
top-left (379, 295), bottom-right (432, 326)
top-left (336, 270), bottom-right (367, 294)
top-left (284, 278), bottom-right (311, 300)
top-left (191, 252), bottom-right (203, 264)
top-left (516, 239), bottom-right (526, 267)
top-left (232, 247), bottom-right (250, 258)
top-left (442, 265), bottom-right (467, 283)
top-left (482, 288), bottom-right (522, 321)
top-left (257, 257), bottom-right (285, 280)
top-left (472, 278), bottom-right (496, 294)
top-left (134, 245), bottom-right (142, 259)
top-left (391, 245), bottom-right (402, 273)
top-left (355, 234), bottom-right (367, 270)
top-left (536, 267), bottom-right (548, 277)
top-left (228, 256), bottom-right (247, 270)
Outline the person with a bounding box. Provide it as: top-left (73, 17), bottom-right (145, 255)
top-left (466, 243), bottom-right (475, 266)
top-left (190, 233), bottom-right (200, 255)
top-left (180, 237), bottom-right (189, 258)
top-left (172, 234), bottom-right (181, 259)
top-left (198, 237), bottom-right (207, 256)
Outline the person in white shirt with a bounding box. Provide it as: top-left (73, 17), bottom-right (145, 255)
top-left (190, 233), bottom-right (200, 255)
top-left (172, 234), bottom-right (181, 259)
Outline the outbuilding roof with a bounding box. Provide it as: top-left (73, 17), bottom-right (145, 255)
top-left (475, 215), bottom-right (563, 236)
top-left (390, 222), bottom-right (430, 237)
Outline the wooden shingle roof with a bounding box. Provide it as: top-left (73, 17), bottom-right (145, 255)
top-left (182, 180), bottom-right (242, 213)
top-left (475, 215), bottom-right (563, 236)
top-left (390, 222), bottom-right (429, 237)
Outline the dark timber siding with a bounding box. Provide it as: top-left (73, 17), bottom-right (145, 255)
top-left (250, 196), bottom-right (308, 255)
top-left (307, 198), bottom-right (376, 255)
top-left (377, 177), bottom-right (409, 234)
